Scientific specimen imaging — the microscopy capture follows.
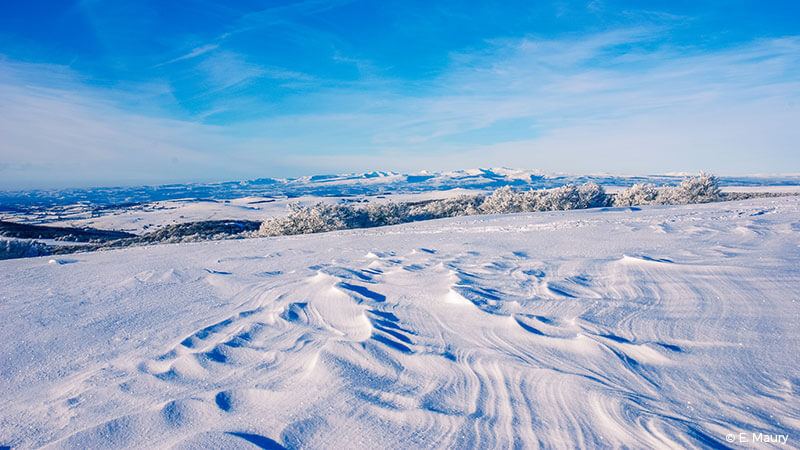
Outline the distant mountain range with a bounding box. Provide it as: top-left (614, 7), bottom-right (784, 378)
top-left (2, 168), bottom-right (799, 208)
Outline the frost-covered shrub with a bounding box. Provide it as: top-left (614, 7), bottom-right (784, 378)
top-left (133, 220), bottom-right (262, 244)
top-left (258, 201), bottom-right (416, 236)
top-left (259, 203), bottom-right (353, 236)
top-left (0, 239), bottom-right (50, 260)
top-left (613, 174), bottom-right (721, 206)
top-left (365, 202), bottom-right (411, 225)
top-left (536, 184), bottom-right (581, 211)
top-left (480, 186), bottom-right (524, 214)
top-left (577, 182), bottom-right (609, 208)
top-left (658, 172), bottom-right (721, 205)
top-left (613, 183), bottom-right (660, 206)
top-left (406, 195), bottom-right (483, 220)
top-left (478, 182), bottom-right (607, 214)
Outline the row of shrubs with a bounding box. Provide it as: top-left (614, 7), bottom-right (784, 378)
top-left (258, 173), bottom-right (723, 236)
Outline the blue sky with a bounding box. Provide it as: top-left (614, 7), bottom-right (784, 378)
top-left (1, 0), bottom-right (798, 189)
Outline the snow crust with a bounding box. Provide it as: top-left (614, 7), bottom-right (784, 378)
top-left (1, 197), bottom-right (798, 448)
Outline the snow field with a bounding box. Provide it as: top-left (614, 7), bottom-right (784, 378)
top-left (0, 197), bottom-right (798, 448)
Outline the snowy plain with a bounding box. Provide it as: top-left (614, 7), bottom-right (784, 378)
top-left (1, 195), bottom-right (799, 448)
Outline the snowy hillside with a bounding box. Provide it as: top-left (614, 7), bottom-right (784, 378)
top-left (1, 197), bottom-right (798, 448)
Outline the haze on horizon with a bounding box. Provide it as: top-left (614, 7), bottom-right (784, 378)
top-left (1, 0), bottom-right (798, 190)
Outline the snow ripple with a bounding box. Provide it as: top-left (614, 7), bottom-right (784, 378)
top-left (1, 198), bottom-right (798, 448)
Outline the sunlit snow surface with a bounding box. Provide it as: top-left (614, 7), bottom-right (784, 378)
top-left (1, 198), bottom-right (799, 448)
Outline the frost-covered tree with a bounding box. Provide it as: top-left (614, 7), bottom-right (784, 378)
top-left (613, 183), bottom-right (659, 206)
top-left (259, 201), bottom-right (418, 236)
top-left (406, 195), bottom-right (483, 220)
top-left (476, 182), bottom-right (607, 214)
top-left (536, 184), bottom-right (581, 211)
top-left (672, 172), bottom-right (721, 205)
top-left (365, 202), bottom-right (408, 226)
top-left (480, 186), bottom-right (523, 214)
top-left (659, 172), bottom-right (721, 205)
top-left (259, 203), bottom-right (351, 236)
top-left (576, 182), bottom-right (609, 209)
top-left (613, 174), bottom-right (721, 206)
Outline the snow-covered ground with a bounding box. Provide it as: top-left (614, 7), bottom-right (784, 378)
top-left (1, 197), bottom-right (798, 448)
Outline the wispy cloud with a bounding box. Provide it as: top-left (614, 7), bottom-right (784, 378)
top-left (0, 61), bottom-right (274, 189)
top-left (2, 27), bottom-right (799, 189)
top-left (155, 44), bottom-right (220, 67)
top-left (242, 29), bottom-right (800, 174)
top-left (179, 0), bottom-right (356, 65)
top-left (353, 31), bottom-right (800, 145)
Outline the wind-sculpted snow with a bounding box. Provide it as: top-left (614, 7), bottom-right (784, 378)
top-left (0, 198), bottom-right (798, 448)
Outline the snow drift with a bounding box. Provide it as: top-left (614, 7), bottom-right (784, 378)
top-left (1, 196), bottom-right (798, 448)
